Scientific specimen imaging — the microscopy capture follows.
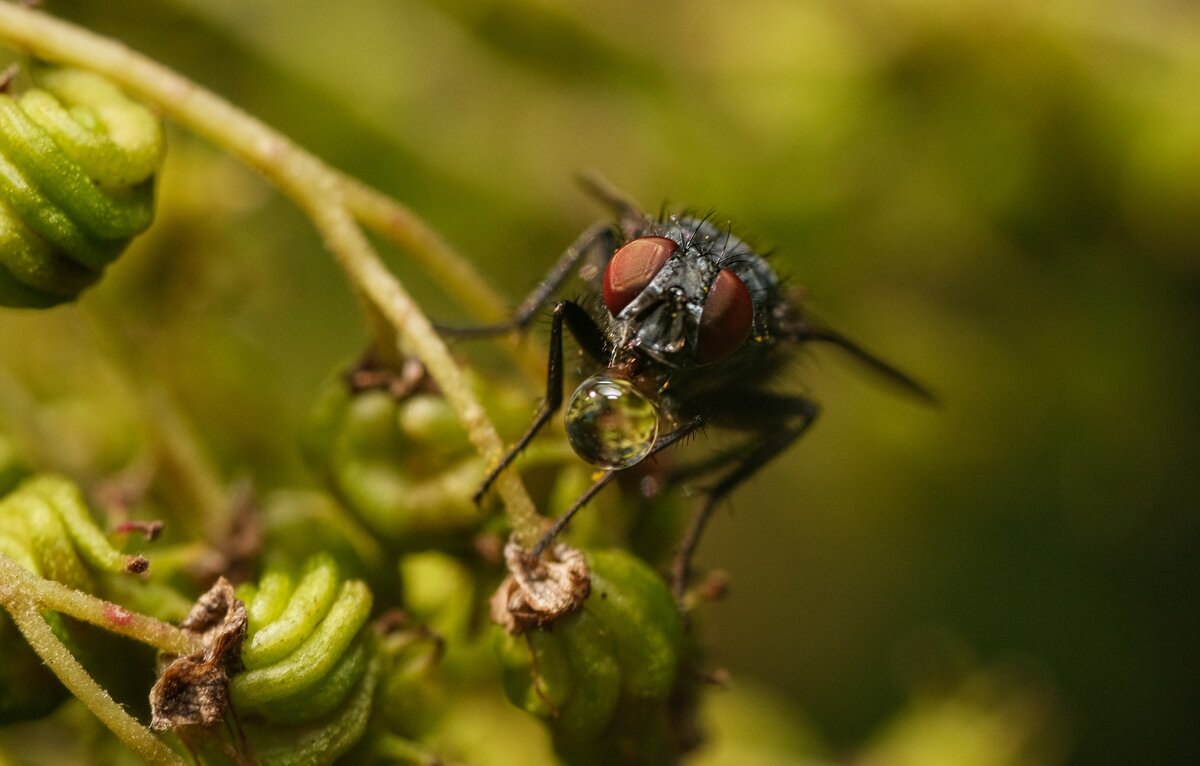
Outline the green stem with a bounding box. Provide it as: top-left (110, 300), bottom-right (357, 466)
top-left (0, 553), bottom-right (199, 654)
top-left (303, 193), bottom-right (542, 542)
top-left (339, 175), bottom-right (547, 385)
top-left (338, 175), bottom-right (511, 326)
top-left (0, 581), bottom-right (185, 765)
top-left (0, 2), bottom-right (542, 544)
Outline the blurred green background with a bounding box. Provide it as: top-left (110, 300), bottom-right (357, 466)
top-left (3, 0), bottom-right (1198, 763)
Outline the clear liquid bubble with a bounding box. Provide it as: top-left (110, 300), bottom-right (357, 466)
top-left (565, 374), bottom-right (659, 469)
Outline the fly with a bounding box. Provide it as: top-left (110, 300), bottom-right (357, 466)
top-left (444, 177), bottom-right (933, 597)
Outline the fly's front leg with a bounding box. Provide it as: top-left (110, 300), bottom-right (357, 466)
top-left (531, 416), bottom-right (706, 556)
top-left (672, 395), bottom-right (819, 599)
top-left (436, 223), bottom-right (618, 338)
top-left (473, 300), bottom-right (609, 503)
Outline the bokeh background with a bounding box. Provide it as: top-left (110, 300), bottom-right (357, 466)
top-left (3, 0), bottom-right (1198, 763)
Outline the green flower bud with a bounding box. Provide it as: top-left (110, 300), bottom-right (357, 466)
top-left (0, 473), bottom-right (147, 589)
top-left (301, 359), bottom-right (555, 548)
top-left (585, 549), bottom-right (683, 700)
top-left (230, 554), bottom-right (373, 718)
top-left (373, 614), bottom-right (447, 742)
top-left (169, 555), bottom-right (379, 765)
top-left (492, 545), bottom-right (689, 761)
top-left (0, 66), bottom-right (164, 308)
top-left (232, 658), bottom-right (380, 766)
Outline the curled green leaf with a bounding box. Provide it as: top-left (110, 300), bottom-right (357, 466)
top-left (0, 66), bottom-right (164, 308)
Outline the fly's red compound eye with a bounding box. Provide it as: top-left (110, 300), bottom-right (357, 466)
top-left (603, 236), bottom-right (677, 315)
top-left (696, 268), bottom-right (753, 363)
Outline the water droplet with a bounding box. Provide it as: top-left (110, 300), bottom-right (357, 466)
top-left (565, 374), bottom-right (659, 469)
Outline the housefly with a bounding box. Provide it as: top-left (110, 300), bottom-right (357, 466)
top-left (445, 177), bottom-right (932, 596)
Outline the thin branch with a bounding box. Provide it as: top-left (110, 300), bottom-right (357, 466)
top-left (0, 585), bottom-right (185, 765)
top-left (0, 554), bottom-right (200, 655)
top-left (303, 194), bottom-right (542, 541)
top-left (338, 175), bottom-right (511, 325)
top-left (339, 175), bottom-right (548, 385)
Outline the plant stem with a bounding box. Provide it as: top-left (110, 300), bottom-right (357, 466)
top-left (303, 193), bottom-right (542, 542)
top-left (339, 175), bottom-right (548, 384)
top-left (338, 175), bottom-right (510, 325)
top-left (0, 573), bottom-right (185, 765)
top-left (0, 2), bottom-right (543, 544)
top-left (0, 554), bottom-right (200, 655)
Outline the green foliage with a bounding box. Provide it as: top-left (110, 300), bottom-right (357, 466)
top-left (1, 1), bottom-right (1196, 764)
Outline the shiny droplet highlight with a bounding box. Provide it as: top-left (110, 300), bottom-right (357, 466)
top-left (564, 374), bottom-right (659, 469)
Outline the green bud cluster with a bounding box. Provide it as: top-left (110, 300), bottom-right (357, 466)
top-left (301, 362), bottom-right (543, 548)
top-left (496, 548), bottom-right (688, 764)
top-left (0, 66), bottom-right (164, 308)
top-left (222, 554), bottom-right (379, 766)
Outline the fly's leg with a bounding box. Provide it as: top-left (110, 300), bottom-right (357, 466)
top-left (531, 471), bottom-right (620, 557)
top-left (436, 223), bottom-right (618, 338)
top-left (672, 395), bottom-right (819, 599)
top-left (530, 417), bottom-right (706, 556)
top-left (575, 173), bottom-right (650, 240)
top-left (472, 300), bottom-right (609, 503)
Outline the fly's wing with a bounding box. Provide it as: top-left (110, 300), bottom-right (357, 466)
top-left (779, 299), bottom-right (937, 404)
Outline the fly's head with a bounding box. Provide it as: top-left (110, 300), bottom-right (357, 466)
top-left (601, 233), bottom-right (755, 370)
top-left (560, 225), bottom-right (761, 470)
